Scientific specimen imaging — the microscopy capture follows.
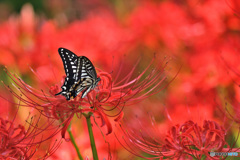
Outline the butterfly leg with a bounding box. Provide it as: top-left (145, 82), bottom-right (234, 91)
top-left (55, 91), bottom-right (62, 96)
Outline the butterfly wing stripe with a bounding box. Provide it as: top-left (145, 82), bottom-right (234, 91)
top-left (81, 87), bottom-right (92, 98)
top-left (76, 87), bottom-right (85, 93)
top-left (81, 72), bottom-right (88, 76)
top-left (75, 57), bottom-right (82, 81)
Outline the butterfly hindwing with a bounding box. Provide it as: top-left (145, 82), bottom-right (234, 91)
top-left (74, 77), bottom-right (95, 98)
top-left (75, 56), bottom-right (96, 81)
top-left (84, 56), bottom-right (98, 79)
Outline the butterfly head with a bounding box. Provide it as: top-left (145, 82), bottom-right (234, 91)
top-left (93, 77), bottom-right (101, 89)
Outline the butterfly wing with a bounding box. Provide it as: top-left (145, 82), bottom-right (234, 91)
top-left (55, 48), bottom-right (79, 99)
top-left (83, 56), bottom-right (98, 80)
top-left (58, 48), bottom-right (78, 78)
top-left (75, 56), bottom-right (97, 81)
top-left (74, 56), bottom-right (99, 98)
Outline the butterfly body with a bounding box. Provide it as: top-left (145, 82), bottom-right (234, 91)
top-left (55, 48), bottom-right (100, 100)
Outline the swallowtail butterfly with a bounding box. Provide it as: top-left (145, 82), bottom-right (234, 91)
top-left (55, 48), bottom-right (100, 100)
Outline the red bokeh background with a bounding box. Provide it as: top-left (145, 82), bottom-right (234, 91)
top-left (1, 0), bottom-right (240, 159)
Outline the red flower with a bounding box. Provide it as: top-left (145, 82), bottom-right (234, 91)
top-left (163, 120), bottom-right (228, 159)
top-left (3, 56), bottom-right (171, 139)
top-left (117, 119), bottom-right (238, 159)
top-left (0, 109), bottom-right (61, 160)
top-left (0, 117), bottom-right (30, 159)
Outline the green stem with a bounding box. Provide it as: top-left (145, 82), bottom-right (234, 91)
top-left (85, 113), bottom-right (99, 160)
top-left (67, 124), bottom-right (84, 160)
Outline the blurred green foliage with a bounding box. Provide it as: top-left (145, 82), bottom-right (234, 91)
top-left (0, 0), bottom-right (44, 13)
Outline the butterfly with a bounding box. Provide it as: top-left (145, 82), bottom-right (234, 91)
top-left (55, 48), bottom-right (100, 100)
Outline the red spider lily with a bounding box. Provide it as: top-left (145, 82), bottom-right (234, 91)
top-left (2, 56), bottom-right (173, 139)
top-left (117, 119), bottom-right (239, 159)
top-left (0, 107), bottom-right (62, 160)
top-left (162, 120), bottom-right (231, 159)
top-left (0, 117), bottom-right (30, 159)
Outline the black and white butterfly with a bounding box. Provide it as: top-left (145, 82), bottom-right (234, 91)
top-left (55, 48), bottom-right (100, 100)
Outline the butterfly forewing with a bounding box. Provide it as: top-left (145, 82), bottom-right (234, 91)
top-left (58, 48), bottom-right (78, 78)
top-left (57, 48), bottom-right (79, 92)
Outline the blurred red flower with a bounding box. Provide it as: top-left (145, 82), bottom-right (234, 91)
top-left (163, 120), bottom-right (229, 159)
top-left (3, 55), bottom-right (170, 141)
top-left (0, 117), bottom-right (32, 159)
top-left (0, 109), bottom-right (60, 160)
top-left (118, 119), bottom-right (237, 159)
